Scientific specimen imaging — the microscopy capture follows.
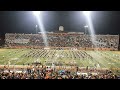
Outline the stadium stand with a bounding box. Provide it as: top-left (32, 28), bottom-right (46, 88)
top-left (0, 32), bottom-right (119, 79)
top-left (5, 33), bottom-right (119, 51)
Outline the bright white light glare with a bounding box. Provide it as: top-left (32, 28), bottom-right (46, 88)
top-left (84, 25), bottom-right (88, 28)
top-left (83, 11), bottom-right (91, 17)
top-left (83, 11), bottom-right (96, 48)
top-left (32, 11), bottom-right (49, 47)
top-left (37, 15), bottom-right (48, 47)
top-left (33, 11), bottom-right (40, 17)
top-left (36, 25), bottom-right (38, 27)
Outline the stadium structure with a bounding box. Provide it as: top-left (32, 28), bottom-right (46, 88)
top-left (5, 32), bottom-right (119, 50)
top-left (0, 26), bottom-right (120, 79)
top-left (1, 11), bottom-right (120, 79)
top-left (1, 26), bottom-right (120, 67)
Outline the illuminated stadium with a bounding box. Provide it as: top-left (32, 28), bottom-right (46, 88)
top-left (0, 11), bottom-right (120, 79)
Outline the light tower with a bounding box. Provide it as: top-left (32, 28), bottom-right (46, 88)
top-left (33, 11), bottom-right (40, 34)
top-left (84, 25), bottom-right (88, 35)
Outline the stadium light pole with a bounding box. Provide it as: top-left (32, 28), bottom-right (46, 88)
top-left (33, 11), bottom-right (40, 34)
top-left (83, 11), bottom-right (96, 36)
top-left (83, 11), bottom-right (96, 48)
top-left (83, 11), bottom-right (91, 35)
top-left (35, 25), bottom-right (38, 34)
top-left (84, 25), bottom-right (88, 35)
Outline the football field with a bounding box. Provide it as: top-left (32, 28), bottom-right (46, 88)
top-left (0, 49), bottom-right (120, 69)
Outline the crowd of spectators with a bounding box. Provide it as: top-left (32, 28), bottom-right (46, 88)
top-left (0, 64), bottom-right (119, 79)
top-left (5, 33), bottom-right (119, 50)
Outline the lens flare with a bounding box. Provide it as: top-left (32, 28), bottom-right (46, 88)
top-left (32, 11), bottom-right (48, 47)
top-left (33, 11), bottom-right (40, 17)
top-left (83, 11), bottom-right (96, 48)
top-left (83, 11), bottom-right (91, 17)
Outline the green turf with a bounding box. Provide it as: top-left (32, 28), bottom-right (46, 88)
top-left (0, 49), bottom-right (120, 69)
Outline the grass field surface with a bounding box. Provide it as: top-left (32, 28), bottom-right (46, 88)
top-left (0, 49), bottom-right (120, 69)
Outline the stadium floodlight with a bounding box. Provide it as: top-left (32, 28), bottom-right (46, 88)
top-left (83, 11), bottom-right (91, 17)
top-left (84, 25), bottom-right (89, 35)
top-left (35, 25), bottom-right (38, 34)
top-left (33, 11), bottom-right (40, 34)
top-left (36, 25), bottom-right (38, 27)
top-left (84, 25), bottom-right (88, 28)
top-left (83, 11), bottom-right (96, 45)
top-left (32, 11), bottom-right (48, 47)
top-left (33, 11), bottom-right (40, 17)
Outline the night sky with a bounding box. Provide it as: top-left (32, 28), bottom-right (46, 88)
top-left (0, 11), bottom-right (120, 36)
